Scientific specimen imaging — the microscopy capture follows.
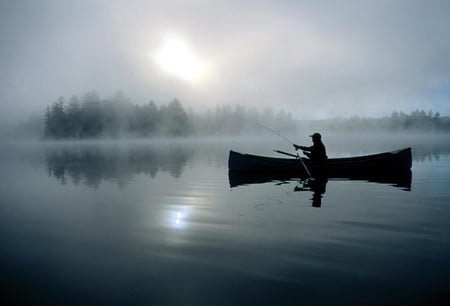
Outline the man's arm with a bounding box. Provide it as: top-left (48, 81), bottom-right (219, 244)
top-left (293, 144), bottom-right (311, 151)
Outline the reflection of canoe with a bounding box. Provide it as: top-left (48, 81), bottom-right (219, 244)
top-left (228, 169), bottom-right (412, 190)
top-left (228, 147), bottom-right (412, 189)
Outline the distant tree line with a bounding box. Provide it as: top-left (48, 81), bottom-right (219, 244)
top-left (43, 91), bottom-right (191, 138)
top-left (302, 110), bottom-right (450, 133)
top-left (40, 91), bottom-right (449, 139)
top-left (42, 91), bottom-right (297, 139)
top-left (188, 104), bottom-right (297, 136)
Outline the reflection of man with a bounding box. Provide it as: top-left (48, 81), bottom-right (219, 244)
top-left (293, 133), bottom-right (327, 163)
top-left (294, 177), bottom-right (328, 207)
top-left (308, 177), bottom-right (328, 208)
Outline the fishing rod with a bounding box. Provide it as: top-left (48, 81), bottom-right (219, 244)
top-left (236, 116), bottom-right (313, 179)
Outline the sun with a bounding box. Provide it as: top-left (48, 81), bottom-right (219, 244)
top-left (154, 35), bottom-right (206, 83)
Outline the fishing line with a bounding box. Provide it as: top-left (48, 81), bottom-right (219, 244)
top-left (235, 115), bottom-right (294, 145)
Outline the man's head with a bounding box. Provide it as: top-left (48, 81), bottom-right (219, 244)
top-left (310, 132), bottom-right (322, 142)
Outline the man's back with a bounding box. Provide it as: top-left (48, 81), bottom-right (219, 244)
top-left (306, 141), bottom-right (327, 162)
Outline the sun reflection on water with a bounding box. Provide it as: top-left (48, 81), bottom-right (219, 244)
top-left (157, 195), bottom-right (210, 232)
top-left (175, 212), bottom-right (182, 225)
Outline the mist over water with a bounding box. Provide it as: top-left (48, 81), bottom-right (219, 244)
top-left (0, 135), bottom-right (449, 305)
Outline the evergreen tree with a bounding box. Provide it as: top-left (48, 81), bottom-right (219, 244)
top-left (67, 95), bottom-right (81, 138)
top-left (80, 91), bottom-right (102, 137)
top-left (48, 97), bottom-right (67, 138)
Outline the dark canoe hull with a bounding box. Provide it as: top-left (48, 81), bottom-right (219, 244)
top-left (228, 147), bottom-right (412, 188)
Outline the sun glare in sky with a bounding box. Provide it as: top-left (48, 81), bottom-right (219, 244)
top-left (154, 35), bottom-right (207, 83)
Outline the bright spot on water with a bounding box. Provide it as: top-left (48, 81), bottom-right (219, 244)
top-left (175, 212), bottom-right (182, 225)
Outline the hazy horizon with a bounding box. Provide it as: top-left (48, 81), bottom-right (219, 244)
top-left (1, 0), bottom-right (450, 125)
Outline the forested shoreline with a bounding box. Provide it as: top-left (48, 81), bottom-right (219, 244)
top-left (300, 110), bottom-right (450, 133)
top-left (7, 91), bottom-right (450, 139)
top-left (41, 91), bottom-right (297, 139)
top-left (43, 92), bottom-right (191, 138)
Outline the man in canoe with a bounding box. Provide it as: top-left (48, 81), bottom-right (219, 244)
top-left (293, 132), bottom-right (328, 162)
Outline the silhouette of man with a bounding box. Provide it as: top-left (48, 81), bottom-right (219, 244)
top-left (293, 132), bottom-right (327, 162)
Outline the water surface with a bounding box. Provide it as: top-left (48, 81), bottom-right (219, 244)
top-left (1, 136), bottom-right (449, 305)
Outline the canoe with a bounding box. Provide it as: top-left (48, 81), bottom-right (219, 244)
top-left (228, 147), bottom-right (412, 177)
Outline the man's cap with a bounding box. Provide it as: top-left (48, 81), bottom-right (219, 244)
top-left (309, 132), bottom-right (321, 139)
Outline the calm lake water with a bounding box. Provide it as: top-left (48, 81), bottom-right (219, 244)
top-left (1, 135), bottom-right (450, 306)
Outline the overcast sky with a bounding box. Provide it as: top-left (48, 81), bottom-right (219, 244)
top-left (1, 0), bottom-right (450, 123)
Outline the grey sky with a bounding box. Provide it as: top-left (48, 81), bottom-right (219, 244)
top-left (1, 0), bottom-right (450, 123)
